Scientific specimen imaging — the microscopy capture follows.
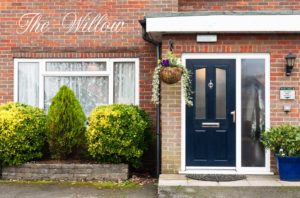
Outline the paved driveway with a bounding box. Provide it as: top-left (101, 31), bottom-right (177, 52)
top-left (0, 182), bottom-right (157, 198)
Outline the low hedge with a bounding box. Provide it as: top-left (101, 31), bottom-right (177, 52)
top-left (87, 104), bottom-right (151, 168)
top-left (0, 103), bottom-right (46, 166)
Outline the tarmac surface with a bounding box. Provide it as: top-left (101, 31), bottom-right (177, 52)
top-left (0, 182), bottom-right (157, 198)
top-left (1, 178), bottom-right (300, 198)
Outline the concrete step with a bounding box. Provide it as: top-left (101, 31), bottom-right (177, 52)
top-left (158, 174), bottom-right (300, 198)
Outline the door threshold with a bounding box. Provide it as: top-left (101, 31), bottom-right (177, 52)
top-left (186, 166), bottom-right (235, 170)
top-left (179, 170), bottom-right (274, 175)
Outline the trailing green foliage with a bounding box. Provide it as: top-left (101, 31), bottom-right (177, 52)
top-left (0, 102), bottom-right (46, 166)
top-left (46, 85), bottom-right (86, 160)
top-left (152, 50), bottom-right (193, 106)
top-left (261, 124), bottom-right (300, 156)
top-left (87, 104), bottom-right (152, 168)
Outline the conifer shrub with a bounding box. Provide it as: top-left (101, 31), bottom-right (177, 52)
top-left (87, 104), bottom-right (151, 168)
top-left (0, 102), bottom-right (46, 166)
top-left (46, 85), bottom-right (86, 160)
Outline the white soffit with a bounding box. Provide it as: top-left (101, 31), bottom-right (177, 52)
top-left (146, 15), bottom-right (300, 33)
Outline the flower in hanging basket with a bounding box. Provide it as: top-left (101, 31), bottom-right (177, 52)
top-left (161, 59), bottom-right (170, 67)
top-left (152, 51), bottom-right (193, 106)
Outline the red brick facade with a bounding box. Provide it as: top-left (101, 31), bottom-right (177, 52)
top-left (1, 0), bottom-right (300, 174)
top-left (0, 1), bottom-right (179, 173)
top-left (0, 0), bottom-right (178, 121)
top-left (179, 0), bottom-right (300, 11)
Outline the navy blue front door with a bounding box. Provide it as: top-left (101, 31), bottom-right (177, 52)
top-left (186, 59), bottom-right (236, 167)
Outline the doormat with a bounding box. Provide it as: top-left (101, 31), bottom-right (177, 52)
top-left (186, 174), bottom-right (246, 182)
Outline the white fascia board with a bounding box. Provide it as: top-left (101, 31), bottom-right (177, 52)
top-left (146, 15), bottom-right (300, 33)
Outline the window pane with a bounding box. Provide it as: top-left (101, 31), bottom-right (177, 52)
top-left (18, 62), bottom-right (39, 106)
top-left (216, 68), bottom-right (226, 119)
top-left (241, 59), bottom-right (265, 167)
top-left (195, 68), bottom-right (206, 119)
top-left (44, 76), bottom-right (108, 115)
top-left (114, 62), bottom-right (135, 104)
top-left (46, 62), bottom-right (106, 71)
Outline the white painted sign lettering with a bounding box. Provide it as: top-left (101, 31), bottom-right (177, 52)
top-left (17, 12), bottom-right (125, 34)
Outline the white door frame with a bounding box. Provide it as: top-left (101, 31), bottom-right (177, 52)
top-left (180, 53), bottom-right (271, 175)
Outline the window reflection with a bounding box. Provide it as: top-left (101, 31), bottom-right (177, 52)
top-left (241, 59), bottom-right (265, 167)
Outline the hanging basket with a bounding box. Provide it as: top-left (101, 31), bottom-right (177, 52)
top-left (160, 67), bottom-right (183, 84)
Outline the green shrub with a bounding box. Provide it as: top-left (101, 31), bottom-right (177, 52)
top-left (0, 102), bottom-right (46, 166)
top-left (261, 124), bottom-right (300, 156)
top-left (46, 85), bottom-right (86, 160)
top-left (87, 104), bottom-right (152, 168)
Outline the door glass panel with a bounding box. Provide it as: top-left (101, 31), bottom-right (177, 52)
top-left (216, 68), bottom-right (226, 119)
top-left (195, 68), bottom-right (206, 119)
top-left (241, 59), bottom-right (265, 167)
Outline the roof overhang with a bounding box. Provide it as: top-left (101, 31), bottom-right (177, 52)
top-left (145, 11), bottom-right (300, 41)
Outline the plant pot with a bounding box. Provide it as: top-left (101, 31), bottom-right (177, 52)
top-left (276, 156), bottom-right (300, 181)
top-left (160, 66), bottom-right (183, 84)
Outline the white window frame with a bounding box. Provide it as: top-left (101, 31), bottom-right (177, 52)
top-left (180, 53), bottom-right (271, 175)
top-left (14, 58), bottom-right (139, 110)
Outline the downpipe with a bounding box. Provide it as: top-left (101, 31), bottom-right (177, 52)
top-left (139, 19), bottom-right (161, 178)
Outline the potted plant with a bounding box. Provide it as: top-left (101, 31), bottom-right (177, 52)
top-left (152, 50), bottom-right (193, 106)
top-left (261, 124), bottom-right (300, 181)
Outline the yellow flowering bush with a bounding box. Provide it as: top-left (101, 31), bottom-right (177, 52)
top-left (87, 104), bottom-right (151, 168)
top-left (0, 103), bottom-right (46, 166)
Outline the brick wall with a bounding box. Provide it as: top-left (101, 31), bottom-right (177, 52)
top-left (0, 0), bottom-right (179, 115)
top-left (2, 163), bottom-right (128, 181)
top-left (0, 0), bottom-right (178, 173)
top-left (161, 81), bottom-right (182, 173)
top-left (2, 0), bottom-right (300, 175)
top-left (179, 0), bottom-right (300, 11)
top-left (160, 34), bottom-right (300, 173)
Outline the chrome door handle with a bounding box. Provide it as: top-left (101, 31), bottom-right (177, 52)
top-left (231, 111), bottom-right (236, 123)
